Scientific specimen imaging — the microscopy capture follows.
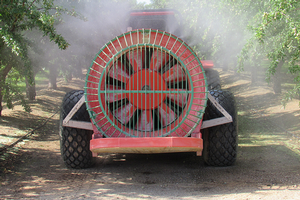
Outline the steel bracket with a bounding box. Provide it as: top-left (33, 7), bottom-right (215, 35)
top-left (201, 93), bottom-right (233, 129)
top-left (62, 93), bottom-right (233, 131)
top-left (62, 96), bottom-right (93, 130)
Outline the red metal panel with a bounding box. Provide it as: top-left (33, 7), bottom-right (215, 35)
top-left (201, 60), bottom-right (214, 69)
top-left (90, 137), bottom-right (203, 154)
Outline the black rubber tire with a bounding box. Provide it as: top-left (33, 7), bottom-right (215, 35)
top-left (59, 90), bottom-right (94, 169)
top-left (202, 90), bottom-right (237, 166)
top-left (205, 69), bottom-right (221, 90)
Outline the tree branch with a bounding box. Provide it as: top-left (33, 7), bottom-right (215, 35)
top-left (0, 64), bottom-right (13, 81)
top-left (28, 0), bottom-right (37, 10)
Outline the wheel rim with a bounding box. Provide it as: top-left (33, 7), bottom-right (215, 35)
top-left (85, 29), bottom-right (207, 137)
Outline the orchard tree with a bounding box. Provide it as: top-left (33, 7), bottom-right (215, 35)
top-left (0, 0), bottom-right (72, 116)
top-left (237, 0), bottom-right (300, 101)
top-left (42, 0), bottom-right (136, 89)
top-left (254, 0), bottom-right (300, 100)
top-left (0, 42), bottom-right (31, 114)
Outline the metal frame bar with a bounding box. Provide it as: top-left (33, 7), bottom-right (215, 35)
top-left (62, 96), bottom-right (93, 130)
top-left (201, 93), bottom-right (233, 129)
top-left (62, 93), bottom-right (233, 131)
top-left (63, 120), bottom-right (93, 130)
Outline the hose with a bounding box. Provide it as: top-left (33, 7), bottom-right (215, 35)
top-left (0, 107), bottom-right (60, 153)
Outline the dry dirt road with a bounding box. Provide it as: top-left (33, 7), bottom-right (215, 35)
top-left (0, 69), bottom-right (300, 199)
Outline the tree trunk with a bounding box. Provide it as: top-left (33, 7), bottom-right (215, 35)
top-left (273, 60), bottom-right (283, 94)
top-left (251, 65), bottom-right (257, 84)
top-left (65, 71), bottom-right (72, 82)
top-left (251, 56), bottom-right (259, 84)
top-left (0, 64), bottom-right (13, 116)
top-left (222, 62), bottom-right (228, 71)
top-left (0, 87), bottom-right (3, 117)
top-left (26, 76), bottom-right (36, 100)
top-left (48, 66), bottom-right (58, 89)
top-left (233, 59), bottom-right (238, 75)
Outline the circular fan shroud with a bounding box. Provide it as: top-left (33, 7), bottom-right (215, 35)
top-left (85, 29), bottom-right (207, 138)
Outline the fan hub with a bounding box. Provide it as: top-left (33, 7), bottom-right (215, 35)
top-left (141, 85), bottom-right (151, 91)
top-left (126, 69), bottom-right (166, 110)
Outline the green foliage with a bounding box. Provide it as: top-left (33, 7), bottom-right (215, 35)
top-left (0, 0), bottom-right (69, 55)
top-left (39, 0), bottom-right (137, 85)
top-left (0, 44), bottom-right (30, 112)
top-left (238, 0), bottom-right (300, 105)
top-left (2, 67), bottom-right (31, 112)
top-left (0, 0), bottom-right (74, 115)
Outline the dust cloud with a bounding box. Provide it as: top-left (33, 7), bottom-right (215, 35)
top-left (149, 1), bottom-right (247, 70)
top-left (29, 0), bottom-right (133, 80)
top-left (32, 0), bottom-right (246, 82)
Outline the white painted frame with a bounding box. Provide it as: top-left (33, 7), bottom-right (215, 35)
top-left (62, 96), bottom-right (93, 130)
top-left (201, 93), bottom-right (233, 129)
top-left (62, 93), bottom-right (233, 131)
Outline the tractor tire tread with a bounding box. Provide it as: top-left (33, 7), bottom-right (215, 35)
top-left (59, 90), bottom-right (94, 169)
top-left (203, 90), bottom-right (237, 166)
top-left (205, 69), bottom-right (221, 90)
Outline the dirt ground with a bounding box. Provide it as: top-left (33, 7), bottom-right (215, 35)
top-left (0, 69), bottom-right (300, 199)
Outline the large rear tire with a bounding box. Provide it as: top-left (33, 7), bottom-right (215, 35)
top-left (205, 69), bottom-right (221, 90)
top-left (202, 90), bottom-right (237, 166)
top-left (59, 90), bottom-right (94, 169)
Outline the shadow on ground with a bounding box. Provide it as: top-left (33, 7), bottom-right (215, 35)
top-left (1, 143), bottom-right (300, 199)
top-left (1, 70), bottom-right (300, 199)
